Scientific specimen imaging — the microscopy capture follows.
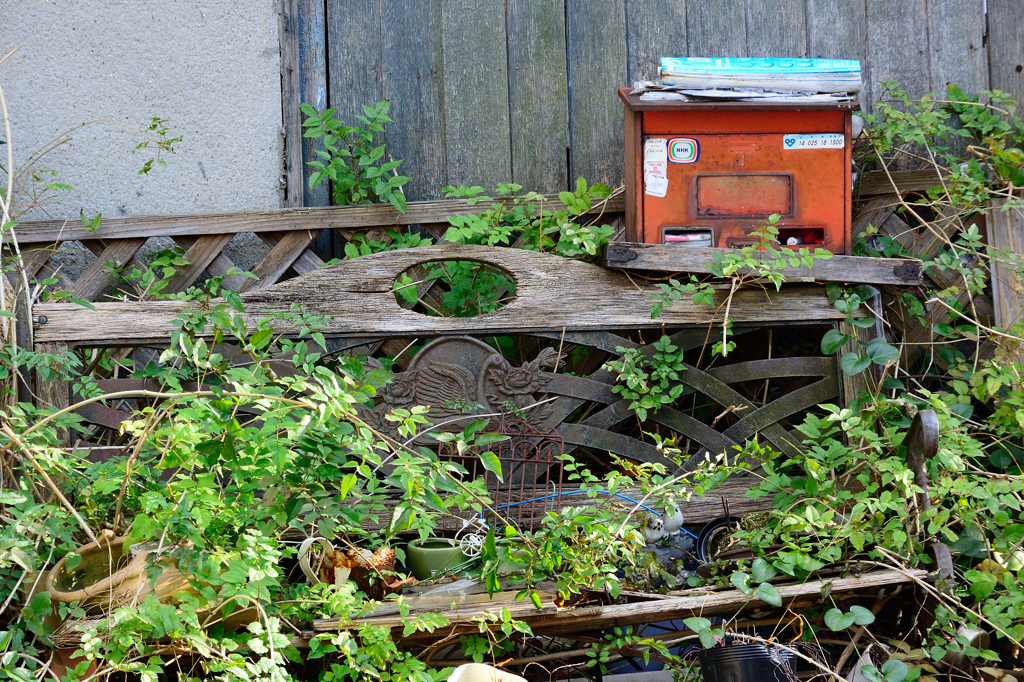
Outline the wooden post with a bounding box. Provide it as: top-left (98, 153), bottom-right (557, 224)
top-left (839, 293), bottom-right (883, 408)
top-left (987, 198), bottom-right (1024, 332)
top-left (34, 342), bottom-right (71, 446)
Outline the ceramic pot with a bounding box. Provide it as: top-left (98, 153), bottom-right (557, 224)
top-left (45, 531), bottom-right (193, 614)
top-left (406, 538), bottom-right (470, 580)
top-left (44, 531), bottom-right (256, 630)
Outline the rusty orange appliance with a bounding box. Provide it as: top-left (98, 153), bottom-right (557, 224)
top-left (620, 87), bottom-right (858, 254)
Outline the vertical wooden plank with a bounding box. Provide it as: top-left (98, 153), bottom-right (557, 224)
top-left (567, 0), bottom-right (628, 186)
top-left (326, 0), bottom-right (383, 134)
top-left (441, 0), bottom-right (511, 190)
top-left (625, 0), bottom-right (687, 83)
top-left (864, 0), bottom-right (929, 111)
top-left (381, 0), bottom-right (447, 200)
top-left (508, 0), bottom-right (570, 193)
top-left (35, 342), bottom-right (70, 446)
top-left (806, 0), bottom-right (866, 61)
top-left (298, 0), bottom-right (330, 208)
top-left (988, 198), bottom-right (1024, 330)
top-left (928, 0), bottom-right (987, 95)
top-left (296, 0), bottom-right (331, 257)
top-left (839, 320), bottom-right (874, 407)
top-left (326, 0), bottom-right (381, 258)
top-left (686, 0), bottom-right (746, 57)
top-left (281, 0), bottom-right (305, 210)
top-left (988, 0), bottom-right (1024, 106)
top-left (746, 0), bottom-right (806, 58)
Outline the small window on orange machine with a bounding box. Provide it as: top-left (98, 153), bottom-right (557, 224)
top-left (696, 174), bottom-right (792, 217)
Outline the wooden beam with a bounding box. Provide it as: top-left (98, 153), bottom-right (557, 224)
top-left (257, 231), bottom-right (324, 274)
top-left (14, 194), bottom-right (626, 245)
top-left (312, 568), bottom-right (924, 637)
top-left (280, 0), bottom-right (304, 210)
top-left (987, 198), bottom-right (1024, 330)
top-left (603, 242), bottom-right (924, 286)
top-left (71, 238), bottom-right (147, 301)
top-left (163, 234), bottom-right (235, 294)
top-left (238, 229), bottom-right (323, 292)
top-left (857, 169), bottom-right (949, 197)
top-left (34, 245), bottom-right (858, 347)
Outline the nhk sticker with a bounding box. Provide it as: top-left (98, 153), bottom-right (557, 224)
top-left (668, 138), bottom-right (700, 163)
top-left (782, 133), bottom-right (844, 149)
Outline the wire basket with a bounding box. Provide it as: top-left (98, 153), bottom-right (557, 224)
top-left (438, 415), bottom-right (564, 532)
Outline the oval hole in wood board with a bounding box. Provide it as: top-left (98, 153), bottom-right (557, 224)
top-left (393, 259), bottom-right (517, 317)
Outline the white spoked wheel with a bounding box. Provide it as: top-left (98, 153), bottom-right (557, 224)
top-left (458, 532), bottom-right (485, 558)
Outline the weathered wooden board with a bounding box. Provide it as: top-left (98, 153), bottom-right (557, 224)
top-left (686, 0), bottom-right (746, 57)
top-left (297, 0), bottom-right (329, 208)
top-left (313, 568), bottom-right (924, 638)
top-left (14, 194), bottom-right (625, 244)
top-left (280, 0), bottom-right (304, 210)
top-left (295, 0), bottom-right (330, 256)
top-left (747, 0), bottom-right (806, 58)
top-left (988, 198), bottom-right (1024, 330)
top-left (237, 230), bottom-right (322, 293)
top-left (926, 0), bottom-right (987, 96)
top-left (508, 0), bottom-right (570, 193)
top-left (381, 0), bottom-right (446, 200)
top-left (566, 0), bottom-right (628, 187)
top-left (858, 169), bottom-right (949, 197)
top-left (71, 238), bottom-right (146, 301)
top-left (164, 234), bottom-right (235, 294)
top-left (625, 0), bottom-right (688, 83)
top-left (988, 0), bottom-right (1024, 108)
top-left (302, 1), bottom-right (1022, 208)
top-left (326, 0), bottom-right (383, 139)
top-left (520, 568), bottom-right (923, 637)
top-left (34, 246), bottom-right (852, 346)
top-left (806, 0), bottom-right (866, 61)
top-left (864, 0), bottom-right (929, 110)
top-left (257, 231), bottom-right (325, 276)
top-left (602, 242), bottom-right (924, 286)
top-left (441, 0), bottom-right (511, 190)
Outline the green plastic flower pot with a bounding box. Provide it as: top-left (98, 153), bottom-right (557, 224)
top-left (406, 538), bottom-right (470, 580)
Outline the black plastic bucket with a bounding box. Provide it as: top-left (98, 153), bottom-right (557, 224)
top-left (699, 644), bottom-right (795, 682)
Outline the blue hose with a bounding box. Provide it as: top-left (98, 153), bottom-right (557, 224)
top-left (487, 489), bottom-right (700, 540)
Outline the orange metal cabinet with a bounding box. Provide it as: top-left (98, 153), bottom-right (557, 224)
top-left (620, 88), bottom-right (858, 254)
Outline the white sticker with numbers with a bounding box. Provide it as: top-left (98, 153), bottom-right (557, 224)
top-left (782, 133), bottom-right (845, 150)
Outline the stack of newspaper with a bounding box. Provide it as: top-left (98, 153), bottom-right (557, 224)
top-left (634, 57), bottom-right (861, 103)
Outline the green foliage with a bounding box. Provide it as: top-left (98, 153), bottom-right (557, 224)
top-left (651, 214), bottom-right (832, 356)
top-left (691, 394), bottom-right (1024, 670)
top-left (442, 179), bottom-right (615, 257)
top-left (302, 99), bottom-right (410, 212)
top-left (0, 267), bottom-right (690, 679)
top-left (340, 179), bottom-right (617, 317)
top-left (602, 336), bottom-right (686, 421)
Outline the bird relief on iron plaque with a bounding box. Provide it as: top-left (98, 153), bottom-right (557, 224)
top-left (361, 337), bottom-right (563, 441)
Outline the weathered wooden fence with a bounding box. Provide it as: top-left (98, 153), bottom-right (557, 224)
top-left (280, 0), bottom-right (1023, 220)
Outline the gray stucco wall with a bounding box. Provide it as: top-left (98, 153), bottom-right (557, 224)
top-left (0, 0), bottom-right (284, 275)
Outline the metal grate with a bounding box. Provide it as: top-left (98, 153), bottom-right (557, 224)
top-left (438, 416), bottom-right (564, 532)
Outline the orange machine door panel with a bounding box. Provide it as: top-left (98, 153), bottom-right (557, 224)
top-left (641, 133), bottom-right (847, 251)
